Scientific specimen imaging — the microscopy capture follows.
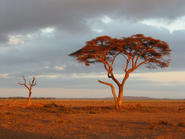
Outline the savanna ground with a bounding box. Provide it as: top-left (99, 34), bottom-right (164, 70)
top-left (0, 99), bottom-right (185, 139)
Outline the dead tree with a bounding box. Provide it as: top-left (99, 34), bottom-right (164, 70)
top-left (17, 76), bottom-right (36, 105)
top-left (69, 34), bottom-right (171, 110)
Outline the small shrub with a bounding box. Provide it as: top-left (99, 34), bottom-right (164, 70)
top-left (48, 110), bottom-right (58, 113)
top-left (68, 119), bottom-right (74, 123)
top-left (149, 124), bottom-right (155, 129)
top-left (149, 122), bottom-right (156, 129)
top-left (135, 103), bottom-right (142, 108)
top-left (88, 111), bottom-right (96, 114)
top-left (57, 119), bottom-right (65, 123)
top-left (87, 125), bottom-right (93, 130)
top-left (44, 103), bottom-right (58, 108)
top-left (158, 120), bottom-right (168, 125)
top-left (178, 107), bottom-right (185, 112)
top-left (73, 107), bottom-right (81, 110)
top-left (177, 122), bottom-right (185, 127)
top-left (5, 112), bottom-right (11, 115)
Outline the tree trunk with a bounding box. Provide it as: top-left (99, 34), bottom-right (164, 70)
top-left (28, 91), bottom-right (32, 105)
top-left (117, 86), bottom-right (123, 110)
top-left (116, 73), bottom-right (129, 110)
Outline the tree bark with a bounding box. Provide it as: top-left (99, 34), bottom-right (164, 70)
top-left (117, 87), bottom-right (123, 109)
top-left (116, 73), bottom-right (129, 110)
top-left (28, 91), bottom-right (32, 105)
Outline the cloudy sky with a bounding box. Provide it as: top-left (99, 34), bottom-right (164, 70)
top-left (0, 0), bottom-right (185, 98)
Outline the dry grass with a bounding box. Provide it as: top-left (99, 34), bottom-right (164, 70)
top-left (0, 99), bottom-right (185, 139)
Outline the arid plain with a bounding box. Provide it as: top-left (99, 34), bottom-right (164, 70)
top-left (0, 99), bottom-right (185, 139)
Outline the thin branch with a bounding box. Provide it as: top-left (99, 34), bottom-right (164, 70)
top-left (17, 82), bottom-right (29, 90)
top-left (32, 77), bottom-right (36, 84)
top-left (110, 53), bottom-right (120, 67)
top-left (33, 81), bottom-right (37, 86)
top-left (17, 83), bottom-right (24, 86)
top-left (120, 53), bottom-right (128, 61)
top-left (135, 59), bottom-right (150, 69)
top-left (120, 72), bottom-right (130, 86)
top-left (22, 76), bottom-right (26, 84)
top-left (17, 76), bottom-right (37, 91)
top-left (131, 42), bottom-right (141, 60)
top-left (117, 47), bottom-right (129, 56)
top-left (103, 63), bottom-right (120, 86)
top-left (131, 57), bottom-right (135, 69)
top-left (134, 48), bottom-right (153, 66)
top-left (109, 71), bottom-right (120, 86)
top-left (124, 58), bottom-right (131, 72)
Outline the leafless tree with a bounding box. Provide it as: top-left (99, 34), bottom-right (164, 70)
top-left (69, 34), bottom-right (171, 110)
top-left (17, 76), bottom-right (36, 105)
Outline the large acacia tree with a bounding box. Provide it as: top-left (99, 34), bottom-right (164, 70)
top-left (69, 34), bottom-right (171, 109)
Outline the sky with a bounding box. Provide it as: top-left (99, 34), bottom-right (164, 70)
top-left (0, 0), bottom-right (185, 99)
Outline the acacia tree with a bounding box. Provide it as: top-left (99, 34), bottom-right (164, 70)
top-left (69, 34), bottom-right (171, 109)
top-left (17, 76), bottom-right (36, 105)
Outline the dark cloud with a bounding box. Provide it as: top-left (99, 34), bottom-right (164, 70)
top-left (0, 0), bottom-right (185, 43)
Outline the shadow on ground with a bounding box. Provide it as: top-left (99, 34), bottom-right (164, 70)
top-left (0, 127), bottom-right (61, 139)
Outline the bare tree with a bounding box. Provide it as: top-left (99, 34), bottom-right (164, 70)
top-left (69, 34), bottom-right (171, 110)
top-left (17, 76), bottom-right (36, 105)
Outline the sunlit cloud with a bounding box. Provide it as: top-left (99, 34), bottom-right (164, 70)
top-left (86, 15), bottom-right (113, 33)
top-left (36, 74), bottom-right (61, 79)
top-left (8, 35), bottom-right (24, 45)
top-left (92, 28), bottom-right (104, 33)
top-left (131, 71), bottom-right (185, 85)
top-left (140, 16), bottom-right (185, 33)
top-left (41, 27), bottom-right (55, 34)
top-left (44, 66), bottom-right (50, 69)
top-left (35, 73), bottom-right (105, 79)
top-left (101, 15), bottom-right (112, 24)
top-left (0, 73), bottom-right (11, 79)
top-left (26, 34), bottom-right (34, 39)
top-left (72, 73), bottom-right (106, 79)
top-left (54, 65), bottom-right (66, 71)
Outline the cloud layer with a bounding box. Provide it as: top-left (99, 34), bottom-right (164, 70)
top-left (1, 0), bottom-right (185, 44)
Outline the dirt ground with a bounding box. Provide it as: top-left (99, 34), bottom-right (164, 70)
top-left (0, 99), bottom-right (185, 139)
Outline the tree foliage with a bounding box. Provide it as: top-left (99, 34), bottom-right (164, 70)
top-left (70, 34), bottom-right (170, 69)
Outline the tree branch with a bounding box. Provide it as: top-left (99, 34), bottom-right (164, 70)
top-left (135, 59), bottom-right (149, 69)
top-left (124, 58), bottom-right (131, 72)
top-left (17, 83), bottom-right (24, 86)
top-left (102, 61), bottom-right (120, 87)
top-left (98, 80), bottom-right (118, 103)
top-left (17, 76), bottom-right (36, 91)
top-left (134, 48), bottom-right (153, 66)
top-left (110, 53), bottom-right (120, 66)
top-left (131, 57), bottom-right (135, 69)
